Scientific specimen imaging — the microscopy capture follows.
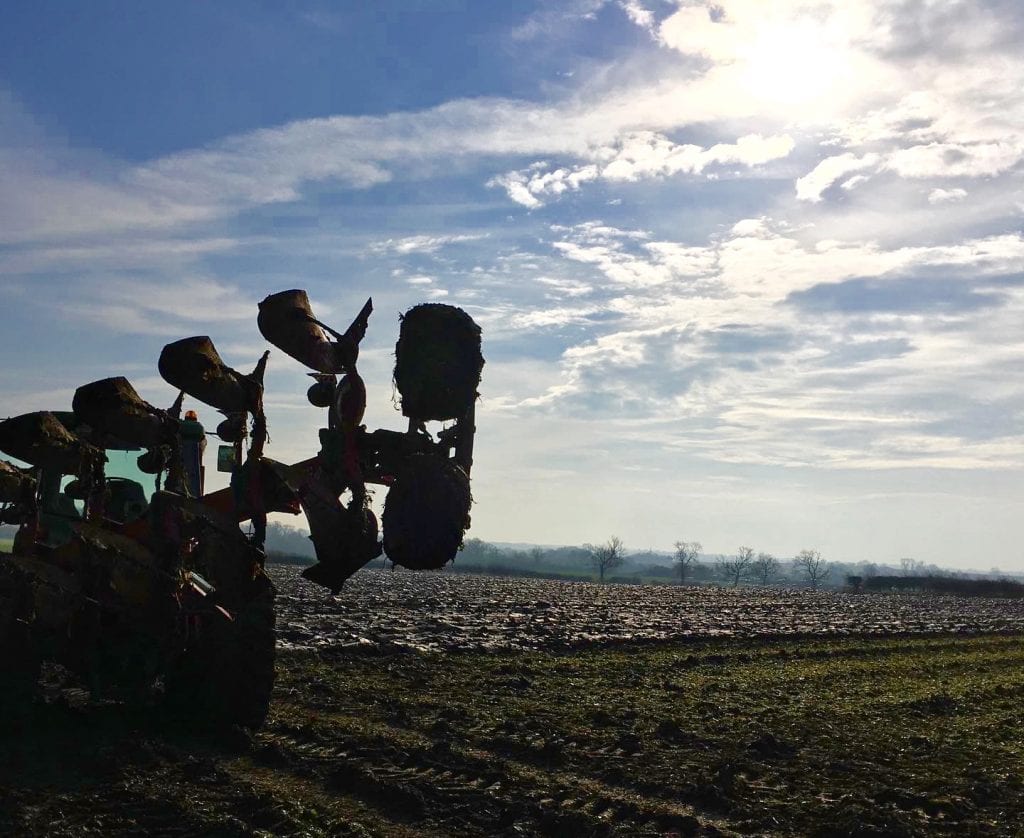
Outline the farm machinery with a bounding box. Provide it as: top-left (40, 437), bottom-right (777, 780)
top-left (0, 290), bottom-right (482, 729)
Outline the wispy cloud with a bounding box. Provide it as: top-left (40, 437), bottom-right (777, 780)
top-left (497, 215), bottom-right (1024, 473)
top-left (618, 1), bottom-right (655, 32)
top-left (509, 0), bottom-right (609, 41)
top-left (368, 233), bottom-right (488, 255)
top-left (56, 276), bottom-right (257, 336)
top-left (0, 235), bottom-right (244, 274)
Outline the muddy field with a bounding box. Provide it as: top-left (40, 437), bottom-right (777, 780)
top-left (2, 567), bottom-right (1023, 837)
top-left (272, 565), bottom-right (1024, 653)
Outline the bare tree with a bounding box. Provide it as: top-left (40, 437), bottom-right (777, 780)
top-left (752, 551), bottom-right (779, 585)
top-left (900, 557), bottom-right (924, 575)
top-left (585, 536), bottom-right (625, 583)
top-left (717, 546), bottom-right (754, 587)
top-left (859, 560), bottom-right (878, 579)
top-left (673, 540), bottom-right (702, 585)
top-left (794, 549), bottom-right (830, 588)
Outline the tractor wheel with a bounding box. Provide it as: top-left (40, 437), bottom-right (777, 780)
top-left (164, 572), bottom-right (276, 731)
top-left (0, 560), bottom-right (41, 715)
top-left (382, 454), bottom-right (471, 570)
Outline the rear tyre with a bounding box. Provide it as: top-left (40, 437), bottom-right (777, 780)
top-left (164, 572), bottom-right (276, 731)
top-left (0, 560), bottom-right (41, 717)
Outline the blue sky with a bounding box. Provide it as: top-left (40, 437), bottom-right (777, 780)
top-left (2, 1), bottom-right (1023, 570)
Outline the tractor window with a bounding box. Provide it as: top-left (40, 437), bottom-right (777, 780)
top-left (104, 449), bottom-right (152, 491)
top-left (59, 475), bottom-right (85, 517)
top-left (103, 449), bottom-right (153, 523)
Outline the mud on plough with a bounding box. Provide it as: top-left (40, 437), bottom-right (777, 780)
top-left (0, 291), bottom-right (483, 729)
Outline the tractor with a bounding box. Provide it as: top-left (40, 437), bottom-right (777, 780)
top-left (0, 290), bottom-right (483, 730)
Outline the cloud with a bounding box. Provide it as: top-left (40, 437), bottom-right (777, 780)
top-left (509, 0), bottom-right (608, 41)
top-left (0, 235), bottom-right (243, 275)
top-left (491, 132), bottom-right (794, 206)
top-left (503, 214), bottom-right (1024, 473)
top-left (535, 276), bottom-right (594, 298)
top-left (795, 153), bottom-right (880, 202)
top-left (600, 132), bottom-right (794, 181)
top-left (540, 219), bottom-right (1024, 309)
top-left (487, 167), bottom-right (598, 208)
top-left (658, 3), bottom-right (739, 62)
top-left (618, 1), bottom-right (655, 33)
top-left (369, 233), bottom-right (488, 255)
top-left (928, 187), bottom-right (968, 204)
top-left (653, 1), bottom-right (1024, 203)
top-left (6, 86), bottom-right (653, 240)
top-left (57, 276), bottom-right (257, 336)
top-left (487, 173), bottom-right (542, 209)
top-left (546, 221), bottom-right (721, 289)
top-left (787, 276), bottom-right (1006, 315)
top-left (885, 141), bottom-right (1024, 179)
top-left (658, 1), bottom-right (879, 108)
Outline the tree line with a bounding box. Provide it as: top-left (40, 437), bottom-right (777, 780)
top-left (262, 521), bottom-right (1022, 595)
top-left (458, 536), bottom-right (841, 588)
top-left (456, 536), bottom-right (1022, 594)
top-left (674, 542), bottom-right (829, 587)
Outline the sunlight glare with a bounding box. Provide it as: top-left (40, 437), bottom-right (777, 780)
top-left (741, 20), bottom-right (849, 107)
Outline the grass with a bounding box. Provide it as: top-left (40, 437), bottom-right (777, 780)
top-left (2, 633), bottom-right (1022, 836)
top-left (0, 538), bottom-right (12, 553)
top-left (262, 633), bottom-right (1024, 835)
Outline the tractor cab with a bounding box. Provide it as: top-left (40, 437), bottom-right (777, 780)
top-left (31, 447), bottom-right (150, 547)
top-left (0, 392), bottom-right (210, 551)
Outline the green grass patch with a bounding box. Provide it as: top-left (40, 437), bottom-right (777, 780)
top-left (271, 634), bottom-right (1024, 835)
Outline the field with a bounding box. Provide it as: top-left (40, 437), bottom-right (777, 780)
top-left (273, 566), bottom-right (1024, 652)
top-left (1, 566), bottom-right (1023, 836)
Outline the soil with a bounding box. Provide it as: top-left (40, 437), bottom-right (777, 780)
top-left (273, 566), bottom-right (1024, 654)
top-left (1, 567), bottom-right (1022, 836)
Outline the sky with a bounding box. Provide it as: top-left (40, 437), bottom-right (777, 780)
top-left (2, 1), bottom-right (1023, 571)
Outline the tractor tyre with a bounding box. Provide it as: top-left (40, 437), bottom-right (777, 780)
top-left (164, 572), bottom-right (276, 731)
top-left (382, 453), bottom-right (471, 570)
top-left (0, 560), bottom-right (41, 716)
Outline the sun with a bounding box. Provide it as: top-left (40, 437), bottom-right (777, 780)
top-left (740, 20), bottom-right (850, 107)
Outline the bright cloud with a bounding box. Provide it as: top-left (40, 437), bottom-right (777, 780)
top-left (885, 141), bottom-right (1024, 179)
top-left (928, 187), bottom-right (968, 204)
top-left (491, 132), bottom-right (794, 206)
top-left (795, 153), bottom-right (880, 202)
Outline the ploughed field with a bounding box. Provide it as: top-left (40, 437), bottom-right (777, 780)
top-left (2, 568), bottom-right (1023, 837)
top-left (272, 565), bottom-right (1024, 652)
